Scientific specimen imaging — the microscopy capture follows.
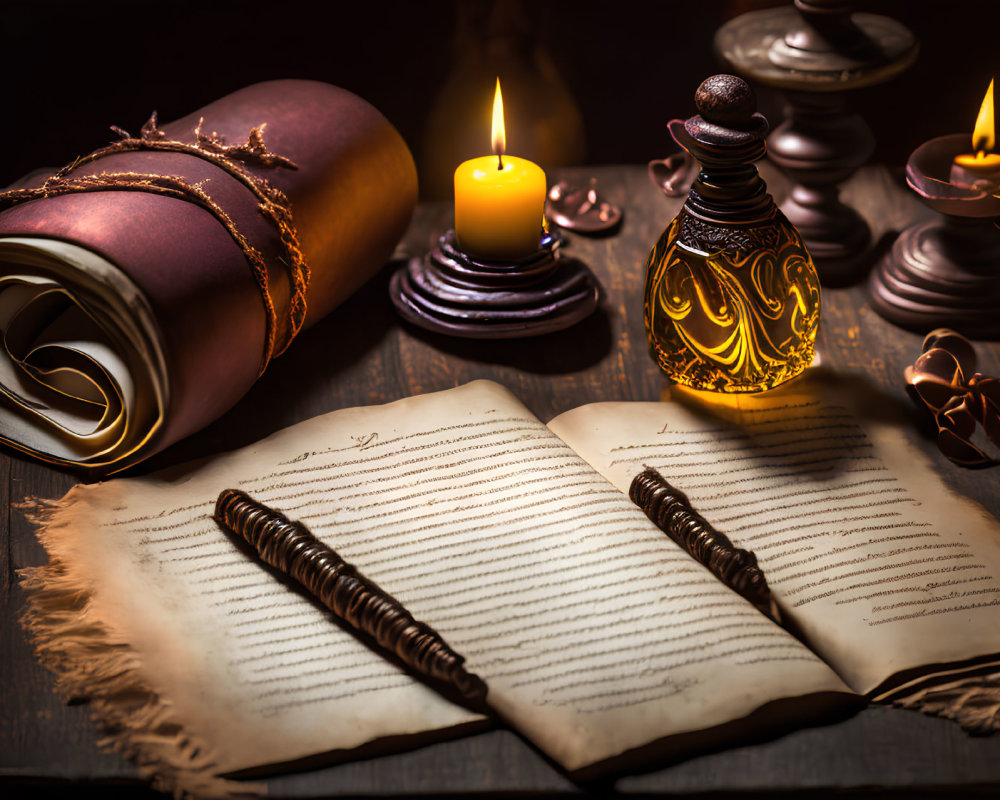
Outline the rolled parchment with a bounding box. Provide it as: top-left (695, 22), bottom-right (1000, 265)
top-left (0, 80), bottom-right (416, 472)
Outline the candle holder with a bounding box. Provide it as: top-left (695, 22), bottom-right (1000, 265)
top-left (716, 0), bottom-right (918, 285)
top-left (389, 229), bottom-right (599, 338)
top-left (869, 133), bottom-right (1000, 338)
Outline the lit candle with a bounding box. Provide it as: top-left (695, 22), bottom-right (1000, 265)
top-left (454, 79), bottom-right (546, 261)
top-left (950, 79), bottom-right (1000, 189)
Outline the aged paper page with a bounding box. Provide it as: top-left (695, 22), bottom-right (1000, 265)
top-left (27, 411), bottom-right (481, 781)
top-left (548, 383), bottom-right (1000, 696)
top-left (25, 379), bottom-right (847, 788)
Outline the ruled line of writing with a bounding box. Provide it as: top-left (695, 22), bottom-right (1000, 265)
top-left (470, 613), bottom-right (753, 665)
top-left (609, 440), bottom-right (874, 470)
top-left (105, 417), bottom-right (537, 527)
top-left (248, 421), bottom-right (554, 488)
top-left (707, 485), bottom-right (907, 527)
top-left (271, 416), bottom-right (532, 467)
top-left (574, 641), bottom-right (813, 714)
top-left (653, 457), bottom-right (885, 486)
top-left (504, 630), bottom-right (795, 688)
top-left (609, 419), bottom-right (858, 451)
top-left (135, 434), bottom-right (567, 538)
top-left (617, 442), bottom-right (878, 471)
top-left (615, 406), bottom-right (853, 440)
top-left (869, 597), bottom-right (1000, 626)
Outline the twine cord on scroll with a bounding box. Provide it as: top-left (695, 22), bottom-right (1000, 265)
top-left (0, 113), bottom-right (310, 372)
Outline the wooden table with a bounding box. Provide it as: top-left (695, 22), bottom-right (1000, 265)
top-left (4, 163), bottom-right (1000, 797)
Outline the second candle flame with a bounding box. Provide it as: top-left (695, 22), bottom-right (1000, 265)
top-left (973, 78), bottom-right (995, 154)
top-left (492, 77), bottom-right (506, 170)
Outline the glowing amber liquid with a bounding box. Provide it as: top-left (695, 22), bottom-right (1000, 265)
top-left (643, 210), bottom-right (821, 393)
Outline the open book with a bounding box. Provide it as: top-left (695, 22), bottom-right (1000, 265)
top-left (20, 379), bottom-right (1000, 796)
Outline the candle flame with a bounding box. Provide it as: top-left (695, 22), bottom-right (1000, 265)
top-left (491, 77), bottom-right (506, 167)
top-left (972, 78), bottom-right (995, 154)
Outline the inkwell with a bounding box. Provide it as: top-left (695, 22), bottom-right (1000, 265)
top-left (643, 74), bottom-right (821, 393)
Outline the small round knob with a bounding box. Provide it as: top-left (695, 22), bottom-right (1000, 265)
top-left (694, 75), bottom-right (757, 127)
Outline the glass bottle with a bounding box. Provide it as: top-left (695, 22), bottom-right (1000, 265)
top-left (643, 74), bottom-right (821, 393)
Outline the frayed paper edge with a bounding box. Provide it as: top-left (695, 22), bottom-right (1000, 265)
top-left (890, 673), bottom-right (1000, 735)
top-left (17, 498), bottom-right (265, 798)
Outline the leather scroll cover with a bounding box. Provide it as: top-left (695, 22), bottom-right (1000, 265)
top-left (0, 80), bottom-right (417, 472)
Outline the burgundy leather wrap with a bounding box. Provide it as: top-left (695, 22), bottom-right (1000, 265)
top-left (0, 80), bottom-right (417, 469)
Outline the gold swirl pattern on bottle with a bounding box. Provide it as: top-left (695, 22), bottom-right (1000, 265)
top-left (643, 210), bottom-right (820, 393)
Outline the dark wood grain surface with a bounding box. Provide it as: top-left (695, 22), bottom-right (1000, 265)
top-left (4, 163), bottom-right (1000, 797)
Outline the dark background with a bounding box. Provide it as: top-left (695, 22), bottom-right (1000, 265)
top-left (1, 0), bottom-right (998, 197)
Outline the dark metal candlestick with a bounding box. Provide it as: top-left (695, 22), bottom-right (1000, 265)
top-left (716, 0), bottom-right (918, 285)
top-left (869, 133), bottom-right (1000, 338)
top-left (389, 229), bottom-right (599, 338)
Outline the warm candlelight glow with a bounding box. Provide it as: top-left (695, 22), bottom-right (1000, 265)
top-left (453, 78), bottom-right (546, 260)
top-left (951, 79), bottom-right (1000, 187)
top-left (954, 150), bottom-right (1000, 171)
top-left (492, 77), bottom-right (506, 168)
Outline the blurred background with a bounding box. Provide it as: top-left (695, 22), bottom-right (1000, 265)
top-left (1, 0), bottom-right (998, 198)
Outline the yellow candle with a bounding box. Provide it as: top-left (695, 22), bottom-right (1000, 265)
top-left (951, 78), bottom-right (1000, 188)
top-left (953, 152), bottom-right (1000, 171)
top-left (455, 156), bottom-right (546, 260)
top-left (951, 150), bottom-right (1000, 186)
top-left (454, 79), bottom-right (546, 261)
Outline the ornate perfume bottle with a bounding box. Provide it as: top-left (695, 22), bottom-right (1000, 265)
top-left (643, 75), bottom-right (821, 393)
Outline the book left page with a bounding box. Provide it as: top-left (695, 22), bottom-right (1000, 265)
top-left (21, 385), bottom-right (507, 789)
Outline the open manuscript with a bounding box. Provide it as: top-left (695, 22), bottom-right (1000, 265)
top-left (20, 379), bottom-right (1000, 796)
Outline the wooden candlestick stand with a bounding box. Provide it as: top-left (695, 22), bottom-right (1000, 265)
top-left (716, 0), bottom-right (917, 286)
top-left (869, 133), bottom-right (1000, 338)
top-left (389, 230), bottom-right (600, 339)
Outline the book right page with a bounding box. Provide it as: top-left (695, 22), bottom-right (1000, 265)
top-left (548, 381), bottom-right (1000, 696)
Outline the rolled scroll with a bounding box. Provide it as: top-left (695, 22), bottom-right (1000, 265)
top-left (0, 80), bottom-right (416, 472)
